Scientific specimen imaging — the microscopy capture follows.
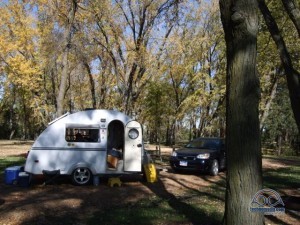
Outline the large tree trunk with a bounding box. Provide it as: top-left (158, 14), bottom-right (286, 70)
top-left (219, 1), bottom-right (264, 224)
top-left (259, 0), bottom-right (300, 134)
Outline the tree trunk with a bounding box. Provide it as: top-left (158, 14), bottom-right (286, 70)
top-left (219, 1), bottom-right (264, 224)
top-left (83, 62), bottom-right (97, 109)
top-left (277, 135), bottom-right (282, 156)
top-left (165, 125), bottom-right (170, 146)
top-left (56, 50), bottom-right (69, 116)
top-left (9, 89), bottom-right (16, 140)
top-left (56, 1), bottom-right (78, 117)
top-left (259, 0), bottom-right (300, 134)
top-left (260, 74), bottom-right (278, 130)
top-left (9, 130), bottom-right (15, 140)
top-left (281, 0), bottom-right (300, 37)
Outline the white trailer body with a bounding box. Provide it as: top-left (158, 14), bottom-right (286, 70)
top-left (24, 109), bottom-right (147, 185)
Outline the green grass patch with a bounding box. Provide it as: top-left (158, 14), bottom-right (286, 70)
top-left (87, 193), bottom-right (224, 225)
top-left (263, 166), bottom-right (300, 189)
top-left (263, 155), bottom-right (300, 189)
top-left (0, 156), bottom-right (26, 175)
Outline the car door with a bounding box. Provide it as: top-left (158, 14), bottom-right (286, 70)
top-left (124, 121), bottom-right (142, 172)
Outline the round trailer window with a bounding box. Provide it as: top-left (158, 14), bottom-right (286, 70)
top-left (128, 128), bottom-right (139, 139)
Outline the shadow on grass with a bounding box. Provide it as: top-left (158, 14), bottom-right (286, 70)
top-left (2, 162), bottom-right (298, 225)
top-left (144, 179), bottom-right (224, 225)
top-left (85, 170), bottom-right (226, 225)
top-left (265, 207), bottom-right (300, 225)
top-left (265, 214), bottom-right (288, 225)
top-left (263, 167), bottom-right (300, 190)
top-left (0, 171), bottom-right (225, 225)
top-left (7, 150), bottom-right (299, 225)
top-left (86, 179), bottom-right (224, 225)
top-left (263, 156), bottom-right (300, 167)
top-left (262, 159), bottom-right (300, 225)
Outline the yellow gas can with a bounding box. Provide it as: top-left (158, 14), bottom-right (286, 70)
top-left (143, 163), bottom-right (158, 183)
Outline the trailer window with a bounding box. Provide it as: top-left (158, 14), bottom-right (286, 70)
top-left (65, 128), bottom-right (100, 142)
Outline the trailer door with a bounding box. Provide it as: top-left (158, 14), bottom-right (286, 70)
top-left (124, 121), bottom-right (142, 172)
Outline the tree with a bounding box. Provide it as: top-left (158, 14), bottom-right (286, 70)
top-left (219, 0), bottom-right (264, 224)
top-left (112, 0), bottom-right (181, 114)
top-left (0, 1), bottom-right (44, 138)
top-left (262, 77), bottom-right (298, 155)
top-left (281, 0), bottom-right (300, 37)
top-left (156, 0), bottom-right (226, 143)
top-left (258, 0), bottom-right (300, 134)
top-left (142, 81), bottom-right (173, 143)
top-left (55, 0), bottom-right (78, 117)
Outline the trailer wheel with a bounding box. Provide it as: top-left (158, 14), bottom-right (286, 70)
top-left (72, 167), bottom-right (92, 185)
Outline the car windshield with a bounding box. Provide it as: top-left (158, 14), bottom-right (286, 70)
top-left (186, 139), bottom-right (220, 149)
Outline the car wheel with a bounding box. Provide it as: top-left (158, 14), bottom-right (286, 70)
top-left (171, 166), bottom-right (180, 173)
top-left (72, 167), bottom-right (92, 185)
top-left (210, 160), bottom-right (219, 176)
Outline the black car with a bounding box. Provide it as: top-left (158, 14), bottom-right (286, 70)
top-left (169, 137), bottom-right (226, 176)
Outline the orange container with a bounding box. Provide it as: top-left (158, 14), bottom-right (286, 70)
top-left (107, 155), bottom-right (118, 168)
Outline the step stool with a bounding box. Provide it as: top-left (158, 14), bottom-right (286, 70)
top-left (108, 177), bottom-right (122, 187)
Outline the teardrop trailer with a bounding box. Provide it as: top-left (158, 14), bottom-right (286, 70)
top-left (24, 109), bottom-right (156, 185)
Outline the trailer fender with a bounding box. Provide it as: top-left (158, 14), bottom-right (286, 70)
top-left (67, 162), bottom-right (96, 175)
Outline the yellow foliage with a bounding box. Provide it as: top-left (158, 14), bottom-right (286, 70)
top-left (0, 1), bottom-right (43, 109)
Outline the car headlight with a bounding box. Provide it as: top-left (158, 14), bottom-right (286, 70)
top-left (172, 151), bottom-right (177, 157)
top-left (197, 153), bottom-right (210, 159)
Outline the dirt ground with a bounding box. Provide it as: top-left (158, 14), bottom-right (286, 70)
top-left (0, 141), bottom-right (299, 225)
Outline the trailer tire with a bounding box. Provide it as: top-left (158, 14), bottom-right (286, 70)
top-left (72, 167), bottom-right (92, 185)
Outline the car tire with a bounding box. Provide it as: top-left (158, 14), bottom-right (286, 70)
top-left (72, 167), bottom-right (92, 185)
top-left (210, 160), bottom-right (219, 176)
top-left (171, 167), bottom-right (180, 173)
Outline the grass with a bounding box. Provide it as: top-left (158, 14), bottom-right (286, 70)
top-left (0, 156), bottom-right (26, 176)
top-left (87, 192), bottom-right (224, 225)
top-left (263, 157), bottom-right (300, 190)
top-left (0, 139), bottom-right (30, 178)
top-left (0, 142), bottom-right (299, 225)
top-left (87, 153), bottom-right (227, 225)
